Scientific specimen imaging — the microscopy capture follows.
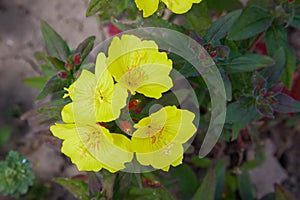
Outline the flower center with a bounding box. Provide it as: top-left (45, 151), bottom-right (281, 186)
top-left (122, 67), bottom-right (146, 91)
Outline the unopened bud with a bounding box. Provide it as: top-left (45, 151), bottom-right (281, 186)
top-left (74, 54), bottom-right (81, 65)
top-left (128, 99), bottom-right (141, 111)
top-left (120, 121), bottom-right (133, 135)
top-left (65, 62), bottom-right (72, 71)
top-left (58, 71), bottom-right (68, 79)
top-left (210, 50), bottom-right (217, 58)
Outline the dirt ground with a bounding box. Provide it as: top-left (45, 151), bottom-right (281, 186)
top-left (0, 0), bottom-right (299, 199)
top-left (0, 0), bottom-right (101, 199)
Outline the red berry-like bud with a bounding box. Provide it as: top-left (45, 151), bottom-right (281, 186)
top-left (58, 71), bottom-right (68, 79)
top-left (128, 99), bottom-right (141, 111)
top-left (65, 62), bottom-right (72, 71)
top-left (74, 54), bottom-right (81, 65)
top-left (210, 50), bottom-right (217, 58)
top-left (105, 23), bottom-right (122, 36)
top-left (97, 122), bottom-right (107, 128)
top-left (259, 88), bottom-right (267, 96)
top-left (120, 121), bottom-right (133, 135)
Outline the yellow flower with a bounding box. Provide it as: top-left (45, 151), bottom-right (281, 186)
top-left (50, 123), bottom-right (133, 172)
top-left (64, 53), bottom-right (128, 123)
top-left (106, 35), bottom-right (173, 99)
top-left (131, 106), bottom-right (196, 171)
top-left (134, 0), bottom-right (202, 17)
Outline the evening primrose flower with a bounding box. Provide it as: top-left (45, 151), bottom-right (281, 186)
top-left (51, 102), bottom-right (133, 172)
top-left (106, 34), bottom-right (173, 99)
top-left (50, 123), bottom-right (133, 172)
top-left (132, 106), bottom-right (196, 171)
top-left (134, 0), bottom-right (202, 17)
top-left (64, 53), bottom-right (128, 123)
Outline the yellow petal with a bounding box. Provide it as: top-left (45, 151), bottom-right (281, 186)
top-left (134, 0), bottom-right (159, 17)
top-left (71, 68), bottom-right (127, 122)
top-left (77, 124), bottom-right (133, 172)
top-left (50, 123), bottom-right (77, 140)
top-left (135, 143), bottom-right (184, 171)
top-left (132, 106), bottom-right (196, 170)
top-left (61, 103), bottom-right (74, 123)
top-left (107, 35), bottom-right (173, 98)
top-left (95, 52), bottom-right (108, 79)
top-left (61, 134), bottom-right (103, 172)
top-left (162, 0), bottom-right (202, 14)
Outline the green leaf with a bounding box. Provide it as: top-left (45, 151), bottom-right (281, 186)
top-left (228, 6), bottom-right (273, 40)
top-left (220, 68), bottom-right (232, 101)
top-left (222, 54), bottom-right (274, 72)
top-left (170, 164), bottom-right (198, 199)
top-left (47, 57), bottom-right (65, 71)
top-left (204, 10), bottom-right (241, 42)
top-left (214, 159), bottom-right (227, 200)
top-left (266, 26), bottom-right (297, 89)
top-left (226, 97), bottom-right (261, 139)
top-left (263, 47), bottom-right (286, 85)
top-left (124, 187), bottom-right (175, 200)
top-left (23, 76), bottom-right (48, 90)
top-left (36, 74), bottom-right (70, 101)
top-left (193, 170), bottom-right (216, 200)
top-left (274, 184), bottom-right (296, 200)
top-left (41, 21), bottom-right (70, 62)
top-left (206, 0), bottom-right (243, 11)
top-left (0, 126), bottom-right (11, 146)
top-left (291, 6), bottom-right (300, 29)
top-left (238, 169), bottom-right (255, 200)
top-left (185, 2), bottom-right (211, 36)
top-left (75, 36), bottom-right (96, 63)
top-left (54, 178), bottom-right (89, 200)
top-left (260, 193), bottom-right (275, 200)
top-left (86, 0), bottom-right (109, 17)
top-left (272, 93), bottom-right (300, 113)
top-left (191, 156), bottom-right (212, 168)
top-left (246, 0), bottom-right (274, 10)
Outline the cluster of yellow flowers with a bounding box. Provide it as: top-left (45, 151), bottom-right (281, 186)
top-left (50, 35), bottom-right (196, 172)
top-left (134, 0), bottom-right (202, 17)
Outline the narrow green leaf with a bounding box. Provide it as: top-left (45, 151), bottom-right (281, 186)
top-left (41, 21), bottom-right (70, 62)
top-left (263, 47), bottom-right (286, 85)
top-left (170, 164), bottom-right (198, 199)
top-left (86, 0), bottom-right (109, 17)
top-left (193, 170), bottom-right (216, 200)
top-left (23, 77), bottom-right (48, 90)
top-left (75, 36), bottom-right (96, 63)
top-left (222, 54), bottom-right (274, 72)
top-left (36, 75), bottom-right (69, 101)
top-left (47, 57), bottom-right (65, 71)
top-left (214, 159), bottom-right (227, 200)
top-left (291, 6), bottom-right (300, 29)
top-left (246, 0), bottom-right (274, 10)
top-left (266, 26), bottom-right (297, 89)
top-left (185, 2), bottom-right (211, 36)
top-left (191, 156), bottom-right (212, 168)
top-left (273, 93), bottom-right (300, 113)
top-left (228, 6), bottom-right (273, 40)
top-left (125, 187), bottom-right (175, 200)
top-left (54, 178), bottom-right (89, 200)
top-left (204, 10), bottom-right (241, 42)
top-left (275, 184), bottom-right (296, 200)
top-left (206, 0), bottom-right (243, 11)
top-left (238, 169), bottom-right (255, 200)
top-left (260, 193), bottom-right (275, 200)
